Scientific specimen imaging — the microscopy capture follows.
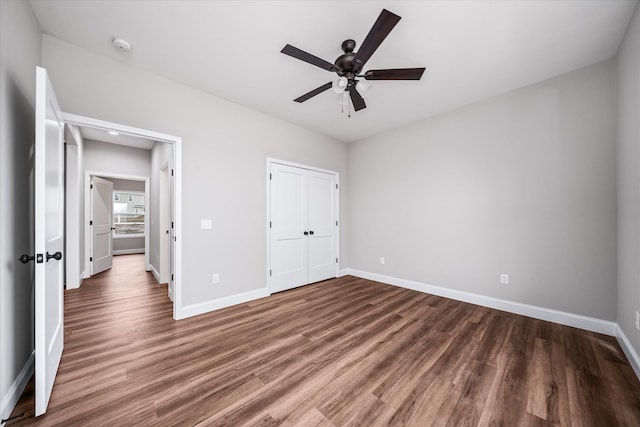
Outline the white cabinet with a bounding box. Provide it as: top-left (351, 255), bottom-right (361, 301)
top-left (268, 161), bottom-right (339, 293)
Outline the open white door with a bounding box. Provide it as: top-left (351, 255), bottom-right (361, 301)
top-left (91, 176), bottom-right (113, 275)
top-left (34, 66), bottom-right (65, 416)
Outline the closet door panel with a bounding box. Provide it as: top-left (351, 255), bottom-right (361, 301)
top-left (270, 163), bottom-right (308, 292)
top-left (307, 170), bottom-right (337, 283)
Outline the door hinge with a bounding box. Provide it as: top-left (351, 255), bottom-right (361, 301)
top-left (269, 221), bottom-right (272, 228)
top-left (171, 274), bottom-right (174, 281)
top-left (269, 173), bottom-right (272, 180)
top-left (171, 169), bottom-right (174, 176)
top-left (336, 258), bottom-right (339, 263)
top-left (90, 256), bottom-right (93, 262)
top-left (89, 220), bottom-right (93, 226)
top-left (90, 184), bottom-right (93, 189)
top-left (336, 183), bottom-right (338, 189)
top-left (336, 220), bottom-right (338, 226)
top-left (171, 221), bottom-right (174, 229)
top-left (269, 269), bottom-right (272, 276)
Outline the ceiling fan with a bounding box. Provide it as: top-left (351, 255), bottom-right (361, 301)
top-left (281, 8), bottom-right (426, 113)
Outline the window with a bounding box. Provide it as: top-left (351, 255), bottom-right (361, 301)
top-left (113, 192), bottom-right (145, 236)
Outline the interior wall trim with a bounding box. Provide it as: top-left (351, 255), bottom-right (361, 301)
top-left (112, 249), bottom-right (145, 256)
top-left (616, 325), bottom-right (640, 380)
top-left (341, 268), bottom-right (618, 336)
top-left (177, 288), bottom-right (271, 320)
top-left (343, 268), bottom-right (640, 379)
top-left (1, 351), bottom-right (34, 422)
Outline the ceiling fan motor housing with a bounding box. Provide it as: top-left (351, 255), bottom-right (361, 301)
top-left (335, 39), bottom-right (362, 79)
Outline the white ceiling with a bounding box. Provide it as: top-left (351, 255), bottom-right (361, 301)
top-left (79, 126), bottom-right (156, 150)
top-left (30, 0), bottom-right (638, 143)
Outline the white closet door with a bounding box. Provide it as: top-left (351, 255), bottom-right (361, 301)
top-left (307, 170), bottom-right (338, 283)
top-left (270, 163), bottom-right (308, 292)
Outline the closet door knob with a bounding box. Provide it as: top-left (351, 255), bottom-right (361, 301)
top-left (309, 230), bottom-right (314, 235)
top-left (303, 231), bottom-right (309, 236)
top-left (46, 251), bottom-right (63, 262)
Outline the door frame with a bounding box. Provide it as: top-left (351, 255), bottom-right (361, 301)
top-left (266, 158), bottom-right (340, 293)
top-left (62, 112), bottom-right (184, 320)
top-left (159, 161), bottom-right (171, 288)
top-left (85, 171), bottom-right (149, 274)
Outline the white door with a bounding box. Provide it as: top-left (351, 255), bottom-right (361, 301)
top-left (307, 170), bottom-right (338, 283)
top-left (269, 161), bottom-right (338, 293)
top-left (270, 163), bottom-right (308, 292)
top-left (34, 66), bottom-right (65, 416)
top-left (91, 176), bottom-right (113, 275)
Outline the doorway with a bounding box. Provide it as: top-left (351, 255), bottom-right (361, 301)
top-left (86, 173), bottom-right (149, 277)
top-left (62, 112), bottom-right (183, 319)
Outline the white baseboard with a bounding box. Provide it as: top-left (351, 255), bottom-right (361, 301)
top-left (616, 325), bottom-right (640, 379)
top-left (177, 288), bottom-right (271, 320)
top-left (1, 350), bottom-right (34, 422)
top-left (150, 264), bottom-right (161, 283)
top-left (338, 268), bottom-right (350, 277)
top-left (342, 269), bottom-right (618, 336)
top-left (112, 249), bottom-right (144, 255)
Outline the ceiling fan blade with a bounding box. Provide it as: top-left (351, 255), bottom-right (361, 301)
top-left (294, 82), bottom-right (333, 103)
top-left (348, 85), bottom-right (367, 111)
top-left (281, 44), bottom-right (335, 72)
top-left (353, 9), bottom-right (401, 70)
top-left (364, 68), bottom-right (426, 80)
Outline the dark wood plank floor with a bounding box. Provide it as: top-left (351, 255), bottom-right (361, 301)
top-left (8, 254), bottom-right (640, 426)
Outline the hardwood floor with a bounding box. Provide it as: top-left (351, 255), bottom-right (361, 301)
top-left (7, 254), bottom-right (640, 426)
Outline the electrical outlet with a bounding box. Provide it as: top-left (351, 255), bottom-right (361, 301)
top-left (379, 257), bottom-right (385, 265)
top-left (500, 274), bottom-right (509, 285)
top-left (201, 219), bottom-right (212, 230)
top-left (635, 311), bottom-right (639, 331)
top-left (212, 273), bottom-right (220, 284)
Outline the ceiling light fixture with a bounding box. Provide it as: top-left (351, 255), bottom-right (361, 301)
top-left (332, 77), bottom-right (348, 94)
top-left (111, 37), bottom-right (132, 53)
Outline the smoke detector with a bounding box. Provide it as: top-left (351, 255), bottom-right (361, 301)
top-left (111, 38), bottom-right (132, 53)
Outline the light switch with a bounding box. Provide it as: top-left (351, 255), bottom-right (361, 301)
top-left (201, 219), bottom-right (212, 230)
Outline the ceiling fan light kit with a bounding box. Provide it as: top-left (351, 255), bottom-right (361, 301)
top-left (281, 8), bottom-right (426, 114)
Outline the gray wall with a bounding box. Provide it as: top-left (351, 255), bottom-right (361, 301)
top-left (84, 142), bottom-right (151, 266)
top-left (0, 0), bottom-right (41, 418)
top-left (111, 178), bottom-right (145, 192)
top-left (617, 4), bottom-right (640, 356)
top-left (113, 237), bottom-right (144, 254)
top-left (84, 139), bottom-right (151, 178)
top-left (42, 35), bottom-right (349, 308)
top-left (347, 60), bottom-right (617, 320)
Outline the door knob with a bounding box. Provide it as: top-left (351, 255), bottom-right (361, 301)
top-left (309, 230), bottom-right (314, 235)
top-left (18, 254), bottom-right (35, 264)
top-left (46, 251), bottom-right (63, 262)
top-left (303, 231), bottom-right (309, 236)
